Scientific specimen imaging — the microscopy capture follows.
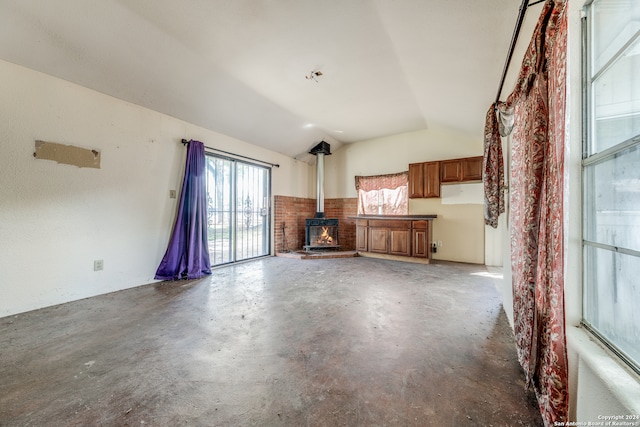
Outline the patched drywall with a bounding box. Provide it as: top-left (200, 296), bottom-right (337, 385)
top-left (440, 182), bottom-right (483, 204)
top-left (34, 140), bottom-right (101, 168)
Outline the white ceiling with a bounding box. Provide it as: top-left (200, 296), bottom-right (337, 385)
top-left (0, 0), bottom-right (542, 160)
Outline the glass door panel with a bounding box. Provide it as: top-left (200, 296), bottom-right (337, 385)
top-left (205, 155), bottom-right (270, 266)
top-left (206, 156), bottom-right (233, 265)
top-left (236, 162), bottom-right (270, 261)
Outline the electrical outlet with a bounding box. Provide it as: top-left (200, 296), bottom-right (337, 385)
top-left (94, 260), bottom-right (104, 271)
top-left (437, 241), bottom-right (443, 247)
top-left (169, 190), bottom-right (176, 199)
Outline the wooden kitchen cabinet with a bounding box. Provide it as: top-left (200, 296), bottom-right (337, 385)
top-left (461, 156), bottom-right (483, 181)
top-left (440, 156), bottom-right (483, 182)
top-left (440, 159), bottom-right (462, 182)
top-left (424, 162), bottom-right (440, 197)
top-left (408, 161), bottom-right (440, 198)
top-left (389, 229), bottom-right (411, 256)
top-left (355, 220), bottom-right (368, 252)
top-left (369, 219), bottom-right (410, 255)
top-left (369, 227), bottom-right (389, 253)
top-left (370, 227), bottom-right (410, 256)
top-left (411, 220), bottom-right (430, 258)
top-left (408, 163), bottom-right (424, 198)
top-left (352, 216), bottom-right (435, 263)
top-left (410, 157), bottom-right (481, 196)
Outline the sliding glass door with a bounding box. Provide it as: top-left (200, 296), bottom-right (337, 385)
top-left (205, 155), bottom-right (271, 266)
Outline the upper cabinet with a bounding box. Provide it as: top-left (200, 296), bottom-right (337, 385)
top-left (462, 156), bottom-right (483, 181)
top-left (408, 156), bottom-right (483, 198)
top-left (440, 156), bottom-right (483, 183)
top-left (408, 163), bottom-right (424, 198)
top-left (424, 162), bottom-right (441, 197)
top-left (440, 159), bottom-right (462, 183)
top-left (409, 161), bottom-right (440, 199)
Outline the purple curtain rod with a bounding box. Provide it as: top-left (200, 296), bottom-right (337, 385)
top-left (495, 0), bottom-right (545, 105)
top-left (181, 139), bottom-right (280, 168)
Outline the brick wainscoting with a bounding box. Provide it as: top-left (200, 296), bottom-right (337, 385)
top-left (274, 196), bottom-right (357, 253)
top-left (325, 198), bottom-right (358, 251)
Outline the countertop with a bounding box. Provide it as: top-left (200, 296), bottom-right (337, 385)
top-left (349, 214), bottom-right (437, 220)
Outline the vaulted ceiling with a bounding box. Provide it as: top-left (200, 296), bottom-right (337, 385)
top-left (0, 0), bottom-right (541, 160)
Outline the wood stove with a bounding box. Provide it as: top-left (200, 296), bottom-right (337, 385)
top-left (304, 218), bottom-right (339, 251)
top-left (304, 141), bottom-right (340, 251)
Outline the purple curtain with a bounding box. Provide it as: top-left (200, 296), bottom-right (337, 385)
top-left (155, 140), bottom-right (211, 280)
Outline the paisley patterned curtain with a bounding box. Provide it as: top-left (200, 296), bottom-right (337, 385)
top-left (483, 1), bottom-right (568, 425)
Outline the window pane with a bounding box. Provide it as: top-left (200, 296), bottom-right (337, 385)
top-left (206, 156), bottom-right (233, 265)
top-left (592, 37), bottom-right (640, 152)
top-left (235, 162), bottom-right (270, 261)
top-left (585, 0), bottom-right (640, 375)
top-left (592, 0), bottom-right (640, 74)
top-left (584, 245), bottom-right (640, 367)
top-left (584, 145), bottom-right (640, 253)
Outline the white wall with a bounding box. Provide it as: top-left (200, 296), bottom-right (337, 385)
top-left (324, 127), bottom-right (497, 265)
top-left (495, 1), bottom-right (640, 421)
top-left (0, 60), bottom-right (312, 318)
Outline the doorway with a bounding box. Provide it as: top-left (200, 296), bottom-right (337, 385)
top-left (205, 154), bottom-right (271, 266)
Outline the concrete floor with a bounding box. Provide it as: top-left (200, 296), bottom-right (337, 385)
top-left (0, 257), bottom-right (543, 426)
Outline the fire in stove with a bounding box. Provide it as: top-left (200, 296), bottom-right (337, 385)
top-left (317, 226), bottom-right (334, 245)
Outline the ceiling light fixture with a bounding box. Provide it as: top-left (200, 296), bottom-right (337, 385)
top-left (305, 70), bottom-right (323, 82)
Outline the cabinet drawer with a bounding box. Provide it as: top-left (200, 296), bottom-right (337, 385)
top-left (369, 220), bottom-right (410, 229)
top-left (412, 220), bottom-right (427, 230)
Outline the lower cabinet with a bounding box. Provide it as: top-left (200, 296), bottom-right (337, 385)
top-left (369, 227), bottom-right (389, 253)
top-left (358, 218), bottom-right (432, 261)
top-left (389, 229), bottom-right (411, 256)
top-left (370, 227), bottom-right (409, 255)
top-left (356, 220), bottom-right (369, 251)
top-left (411, 221), bottom-right (429, 258)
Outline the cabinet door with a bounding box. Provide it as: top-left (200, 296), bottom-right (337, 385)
top-left (462, 156), bottom-right (483, 181)
top-left (412, 229), bottom-right (428, 258)
top-left (408, 163), bottom-right (425, 198)
top-left (369, 228), bottom-right (389, 253)
top-left (389, 229), bottom-right (411, 256)
top-left (440, 159), bottom-right (462, 182)
top-left (424, 162), bottom-right (440, 198)
top-left (356, 226), bottom-right (368, 251)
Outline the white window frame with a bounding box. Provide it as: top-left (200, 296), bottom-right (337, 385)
top-left (582, 0), bottom-right (640, 375)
